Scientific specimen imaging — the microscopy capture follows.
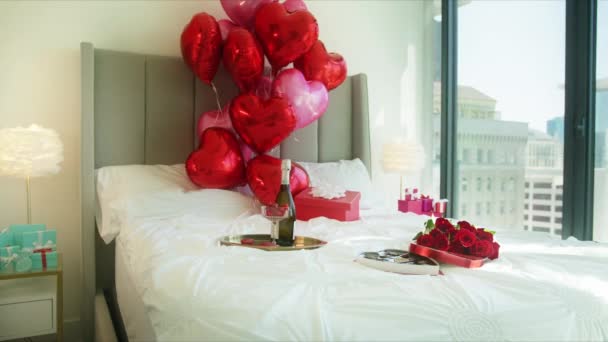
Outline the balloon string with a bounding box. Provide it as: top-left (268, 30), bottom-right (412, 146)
top-left (211, 82), bottom-right (222, 113)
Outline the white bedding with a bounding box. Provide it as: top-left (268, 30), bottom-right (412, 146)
top-left (113, 191), bottom-right (608, 341)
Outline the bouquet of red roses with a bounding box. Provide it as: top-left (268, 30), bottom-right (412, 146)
top-left (413, 217), bottom-right (500, 260)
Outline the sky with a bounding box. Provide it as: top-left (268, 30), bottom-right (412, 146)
top-left (458, 0), bottom-right (607, 131)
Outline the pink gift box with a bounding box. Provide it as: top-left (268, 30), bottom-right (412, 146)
top-left (295, 189), bottom-right (361, 222)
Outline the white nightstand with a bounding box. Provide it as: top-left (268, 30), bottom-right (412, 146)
top-left (0, 254), bottom-right (63, 342)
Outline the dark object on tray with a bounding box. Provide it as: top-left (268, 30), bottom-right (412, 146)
top-left (355, 249), bottom-right (440, 275)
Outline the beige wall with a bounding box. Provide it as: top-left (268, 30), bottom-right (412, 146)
top-left (0, 0), bottom-right (431, 332)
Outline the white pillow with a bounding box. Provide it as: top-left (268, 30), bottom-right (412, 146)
top-left (96, 164), bottom-right (199, 243)
top-left (297, 159), bottom-right (384, 209)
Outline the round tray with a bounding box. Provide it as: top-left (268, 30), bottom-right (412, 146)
top-left (219, 234), bottom-right (327, 251)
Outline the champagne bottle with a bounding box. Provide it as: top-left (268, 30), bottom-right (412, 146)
top-left (276, 159), bottom-right (296, 246)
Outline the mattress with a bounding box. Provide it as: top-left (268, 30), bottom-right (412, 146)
top-left (115, 239), bottom-right (156, 342)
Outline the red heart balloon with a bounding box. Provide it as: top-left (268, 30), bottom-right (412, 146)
top-left (186, 128), bottom-right (246, 188)
top-left (254, 2), bottom-right (319, 69)
top-left (181, 13), bottom-right (222, 85)
top-left (247, 155), bottom-right (310, 205)
top-left (230, 94), bottom-right (296, 154)
top-left (294, 40), bottom-right (347, 91)
top-left (223, 28), bottom-right (264, 92)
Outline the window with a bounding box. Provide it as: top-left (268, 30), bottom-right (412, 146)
top-left (555, 194), bottom-right (563, 201)
top-left (524, 214), bottom-right (529, 220)
top-left (461, 203), bottom-right (467, 216)
top-left (476, 202), bottom-right (481, 216)
top-left (525, 182), bottom-right (530, 188)
top-left (453, 0), bottom-right (565, 233)
top-left (594, 0), bottom-right (608, 242)
top-left (533, 216), bottom-right (551, 223)
top-left (533, 205), bottom-right (551, 211)
top-left (555, 217), bottom-right (563, 224)
top-left (534, 182), bottom-right (552, 189)
top-left (461, 177), bottom-right (468, 192)
top-left (486, 202), bottom-right (492, 215)
top-left (533, 227), bottom-right (551, 233)
top-left (533, 193), bottom-right (552, 200)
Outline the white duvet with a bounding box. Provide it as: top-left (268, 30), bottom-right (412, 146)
top-left (114, 190), bottom-right (608, 342)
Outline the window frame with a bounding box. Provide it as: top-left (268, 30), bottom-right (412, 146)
top-left (439, 0), bottom-right (598, 240)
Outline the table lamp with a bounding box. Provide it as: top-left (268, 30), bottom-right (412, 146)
top-left (382, 141), bottom-right (426, 199)
top-left (0, 125), bottom-right (63, 223)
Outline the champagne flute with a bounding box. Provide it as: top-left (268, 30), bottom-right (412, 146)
top-left (261, 205), bottom-right (289, 242)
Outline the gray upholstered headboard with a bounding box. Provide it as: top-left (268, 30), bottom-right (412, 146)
top-left (79, 42), bottom-right (369, 340)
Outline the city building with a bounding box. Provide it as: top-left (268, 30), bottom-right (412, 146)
top-left (524, 129), bottom-right (563, 235)
top-left (433, 83), bottom-right (528, 230)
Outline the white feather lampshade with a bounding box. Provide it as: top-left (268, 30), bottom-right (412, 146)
top-left (0, 125), bottom-right (63, 177)
top-left (0, 124), bottom-right (63, 223)
top-left (382, 141), bottom-right (426, 200)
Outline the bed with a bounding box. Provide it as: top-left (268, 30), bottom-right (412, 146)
top-left (80, 42), bottom-right (608, 342)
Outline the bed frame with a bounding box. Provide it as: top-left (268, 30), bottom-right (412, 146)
top-left (80, 42), bottom-right (370, 341)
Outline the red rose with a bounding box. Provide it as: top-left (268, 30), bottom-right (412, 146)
top-left (417, 234), bottom-right (436, 248)
top-left (448, 243), bottom-right (468, 255)
top-left (476, 228), bottom-right (494, 242)
top-left (447, 226), bottom-right (458, 242)
top-left (454, 229), bottom-right (476, 248)
top-left (489, 242), bottom-right (500, 260)
top-left (430, 229), bottom-right (449, 251)
top-left (435, 217), bottom-right (455, 233)
top-left (458, 221), bottom-right (476, 233)
top-left (471, 239), bottom-right (493, 258)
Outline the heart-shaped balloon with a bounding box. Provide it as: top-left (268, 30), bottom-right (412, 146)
top-left (247, 154), bottom-right (310, 205)
top-left (283, 0), bottom-right (308, 12)
top-left (254, 76), bottom-right (273, 100)
top-left (181, 13), bottom-right (222, 85)
top-left (294, 40), bottom-right (347, 91)
top-left (196, 107), bottom-right (256, 163)
top-left (254, 2), bottom-right (319, 69)
top-left (272, 68), bottom-right (328, 129)
top-left (218, 19), bottom-right (237, 42)
top-left (197, 107), bottom-right (233, 135)
top-left (223, 28), bottom-right (264, 92)
top-left (220, 0), bottom-right (274, 28)
top-left (230, 93), bottom-right (296, 154)
top-left (186, 127), bottom-right (246, 188)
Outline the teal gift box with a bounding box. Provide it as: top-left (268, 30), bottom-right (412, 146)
top-left (0, 228), bottom-right (14, 247)
top-left (9, 224), bottom-right (46, 247)
top-left (0, 245), bottom-right (21, 271)
top-left (30, 250), bottom-right (57, 270)
top-left (22, 229), bottom-right (57, 252)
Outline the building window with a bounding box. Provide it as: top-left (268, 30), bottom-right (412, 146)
top-left (524, 214), bottom-right (529, 220)
top-left (477, 149), bottom-right (484, 163)
top-left (555, 217), bottom-right (562, 224)
top-left (533, 205), bottom-right (551, 211)
top-left (476, 177), bottom-right (482, 192)
top-left (486, 202), bottom-right (492, 215)
top-left (533, 193), bottom-right (552, 200)
top-left (525, 182), bottom-right (530, 188)
top-left (500, 201), bottom-right (505, 215)
top-left (462, 177), bottom-right (468, 192)
top-left (534, 182), bottom-right (552, 189)
top-left (461, 203), bottom-right (467, 216)
top-left (487, 177), bottom-right (492, 191)
top-left (555, 206), bottom-right (562, 212)
top-left (533, 215), bottom-right (551, 222)
top-left (556, 194), bottom-right (563, 201)
top-left (487, 150), bottom-right (494, 164)
top-left (533, 227), bottom-right (551, 233)
top-left (525, 193), bottom-right (530, 199)
top-left (476, 203), bottom-right (482, 216)
top-left (524, 204), bottom-right (529, 209)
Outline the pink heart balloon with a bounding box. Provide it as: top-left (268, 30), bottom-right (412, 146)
top-left (283, 0), bottom-right (307, 12)
top-left (197, 107), bottom-right (232, 136)
top-left (220, 0), bottom-right (274, 29)
top-left (255, 76), bottom-right (273, 100)
top-left (197, 107), bottom-right (256, 163)
top-left (272, 68), bottom-right (328, 129)
top-left (218, 19), bottom-right (237, 41)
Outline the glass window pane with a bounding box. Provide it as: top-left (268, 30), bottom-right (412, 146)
top-left (456, 0), bottom-right (565, 235)
top-left (594, 0), bottom-right (608, 242)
